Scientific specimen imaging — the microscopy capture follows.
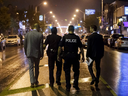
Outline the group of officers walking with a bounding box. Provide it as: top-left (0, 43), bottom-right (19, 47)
top-left (24, 23), bottom-right (104, 92)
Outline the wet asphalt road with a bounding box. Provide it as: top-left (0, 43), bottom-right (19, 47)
top-left (101, 46), bottom-right (128, 96)
top-left (0, 45), bottom-right (29, 92)
top-left (0, 45), bottom-right (128, 95)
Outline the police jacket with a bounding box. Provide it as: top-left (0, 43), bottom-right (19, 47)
top-left (59, 33), bottom-right (82, 54)
top-left (45, 34), bottom-right (61, 52)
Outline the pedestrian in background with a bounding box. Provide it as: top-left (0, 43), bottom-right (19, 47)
top-left (19, 33), bottom-right (23, 45)
top-left (86, 25), bottom-right (104, 90)
top-left (43, 27), bottom-right (62, 87)
top-left (24, 23), bottom-right (44, 88)
top-left (57, 25), bottom-right (85, 91)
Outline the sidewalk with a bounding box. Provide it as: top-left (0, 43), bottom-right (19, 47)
top-left (0, 54), bottom-right (117, 96)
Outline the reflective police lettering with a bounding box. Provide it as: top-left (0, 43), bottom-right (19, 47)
top-left (65, 39), bottom-right (77, 43)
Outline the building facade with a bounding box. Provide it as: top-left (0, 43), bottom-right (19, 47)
top-left (103, 0), bottom-right (128, 36)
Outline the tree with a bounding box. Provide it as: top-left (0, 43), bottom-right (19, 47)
top-left (10, 17), bottom-right (19, 34)
top-left (39, 21), bottom-right (47, 33)
top-left (0, 0), bottom-right (10, 34)
top-left (84, 12), bottom-right (100, 32)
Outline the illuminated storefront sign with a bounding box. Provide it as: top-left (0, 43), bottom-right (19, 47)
top-left (123, 22), bottom-right (128, 27)
top-left (85, 9), bottom-right (95, 15)
top-left (125, 7), bottom-right (128, 15)
top-left (39, 15), bottom-right (43, 21)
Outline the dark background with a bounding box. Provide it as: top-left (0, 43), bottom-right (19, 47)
top-left (4, 0), bottom-right (115, 26)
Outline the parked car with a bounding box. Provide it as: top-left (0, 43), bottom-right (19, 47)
top-left (108, 34), bottom-right (124, 47)
top-left (103, 34), bottom-right (110, 45)
top-left (0, 36), bottom-right (6, 50)
top-left (6, 35), bottom-right (20, 46)
top-left (81, 33), bottom-right (91, 47)
top-left (115, 37), bottom-right (128, 49)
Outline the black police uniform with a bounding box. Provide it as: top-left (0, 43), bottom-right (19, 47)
top-left (59, 33), bottom-right (82, 89)
top-left (45, 34), bottom-right (62, 85)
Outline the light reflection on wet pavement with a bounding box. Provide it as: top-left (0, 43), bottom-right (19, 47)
top-left (101, 46), bottom-right (128, 96)
top-left (0, 45), bottom-right (128, 95)
top-left (0, 45), bottom-right (28, 92)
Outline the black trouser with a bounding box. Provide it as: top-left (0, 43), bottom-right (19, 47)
top-left (64, 55), bottom-right (80, 89)
top-left (48, 52), bottom-right (62, 84)
top-left (88, 58), bottom-right (101, 84)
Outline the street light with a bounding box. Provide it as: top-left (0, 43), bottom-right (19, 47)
top-left (53, 15), bottom-right (55, 18)
top-left (74, 14), bottom-right (76, 17)
top-left (43, 2), bottom-right (47, 5)
top-left (76, 9), bottom-right (85, 21)
top-left (80, 20), bottom-right (82, 23)
top-left (76, 9), bottom-right (79, 12)
top-left (50, 11), bottom-right (52, 14)
top-left (101, 0), bottom-right (103, 29)
top-left (44, 11), bottom-right (53, 24)
top-left (72, 18), bottom-right (74, 20)
top-left (35, 1), bottom-right (48, 13)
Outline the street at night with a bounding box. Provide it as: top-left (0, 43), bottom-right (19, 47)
top-left (0, 0), bottom-right (128, 96)
top-left (0, 45), bottom-right (128, 95)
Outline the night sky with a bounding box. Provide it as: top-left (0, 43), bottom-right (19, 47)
top-left (4, 0), bottom-right (115, 26)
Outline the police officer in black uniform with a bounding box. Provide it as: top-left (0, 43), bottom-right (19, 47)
top-left (57, 25), bottom-right (85, 91)
top-left (44, 27), bottom-right (62, 87)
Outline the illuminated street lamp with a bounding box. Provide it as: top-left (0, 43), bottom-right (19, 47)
top-left (44, 11), bottom-right (53, 24)
top-left (74, 14), bottom-right (76, 17)
top-left (76, 9), bottom-right (85, 21)
top-left (80, 20), bottom-right (82, 23)
top-left (72, 18), bottom-right (74, 20)
top-left (35, 1), bottom-right (48, 13)
top-left (76, 9), bottom-right (79, 12)
top-left (43, 2), bottom-right (47, 5)
top-left (50, 11), bottom-right (52, 14)
top-left (53, 15), bottom-right (55, 18)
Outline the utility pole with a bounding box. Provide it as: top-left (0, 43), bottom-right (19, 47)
top-left (102, 0), bottom-right (103, 30)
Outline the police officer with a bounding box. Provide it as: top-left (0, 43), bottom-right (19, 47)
top-left (57, 25), bottom-right (85, 91)
top-left (44, 27), bottom-right (62, 87)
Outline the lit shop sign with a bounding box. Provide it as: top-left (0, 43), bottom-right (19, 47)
top-left (85, 9), bottom-right (95, 15)
top-left (39, 15), bottom-right (43, 21)
top-left (125, 7), bottom-right (128, 15)
top-left (123, 22), bottom-right (128, 27)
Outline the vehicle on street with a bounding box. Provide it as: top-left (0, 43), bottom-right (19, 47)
top-left (103, 34), bottom-right (110, 45)
top-left (115, 37), bottom-right (128, 49)
top-left (108, 34), bottom-right (124, 47)
top-left (0, 36), bottom-right (6, 50)
top-left (6, 35), bottom-right (20, 46)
